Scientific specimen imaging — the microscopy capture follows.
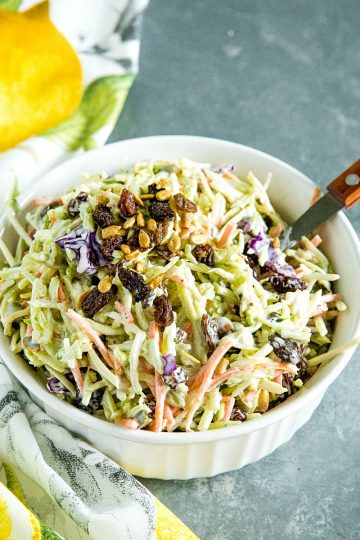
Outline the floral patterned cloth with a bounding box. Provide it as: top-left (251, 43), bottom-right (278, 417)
top-left (0, 0), bottom-right (148, 196)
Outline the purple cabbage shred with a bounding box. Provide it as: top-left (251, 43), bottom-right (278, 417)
top-left (162, 353), bottom-right (177, 375)
top-left (247, 232), bottom-right (270, 255)
top-left (215, 164), bottom-right (235, 173)
top-left (55, 226), bottom-right (108, 275)
top-left (246, 229), bottom-right (297, 277)
top-left (47, 377), bottom-right (70, 394)
top-left (263, 260), bottom-right (297, 277)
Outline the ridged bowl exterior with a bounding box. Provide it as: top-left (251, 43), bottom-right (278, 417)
top-left (31, 391), bottom-right (324, 479)
top-left (1, 137), bottom-right (360, 479)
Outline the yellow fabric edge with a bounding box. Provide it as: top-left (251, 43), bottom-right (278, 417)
top-left (154, 497), bottom-right (200, 540)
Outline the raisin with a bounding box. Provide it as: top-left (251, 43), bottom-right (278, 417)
top-left (143, 289), bottom-right (156, 308)
top-left (173, 193), bottom-right (197, 213)
top-left (271, 334), bottom-right (305, 365)
top-left (247, 255), bottom-right (259, 278)
top-left (106, 260), bottom-right (123, 276)
top-left (230, 408), bottom-right (247, 422)
top-left (201, 314), bottom-right (219, 351)
top-left (281, 373), bottom-right (295, 396)
top-left (101, 236), bottom-right (124, 258)
top-left (126, 230), bottom-right (140, 251)
top-left (153, 295), bottom-right (174, 327)
top-left (146, 398), bottom-right (156, 417)
top-left (161, 366), bottom-right (188, 389)
top-left (75, 388), bottom-right (105, 413)
top-left (156, 245), bottom-right (175, 261)
top-left (296, 357), bottom-right (308, 379)
top-left (148, 183), bottom-right (160, 194)
top-left (215, 316), bottom-right (233, 336)
top-left (175, 327), bottom-right (188, 343)
top-left (269, 275), bottom-right (307, 293)
top-left (119, 189), bottom-right (137, 218)
top-left (93, 204), bottom-right (114, 228)
top-left (192, 244), bottom-right (214, 266)
top-left (81, 284), bottom-right (118, 317)
top-left (237, 219), bottom-right (252, 234)
top-left (67, 192), bottom-right (88, 218)
top-left (118, 267), bottom-right (150, 302)
top-left (152, 220), bottom-right (169, 244)
top-left (149, 201), bottom-right (175, 221)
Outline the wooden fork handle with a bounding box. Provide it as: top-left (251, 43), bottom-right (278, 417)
top-left (327, 159), bottom-right (360, 209)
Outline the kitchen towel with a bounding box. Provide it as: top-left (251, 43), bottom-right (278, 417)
top-left (0, 361), bottom-right (198, 539)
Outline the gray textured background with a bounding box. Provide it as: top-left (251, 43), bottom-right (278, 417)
top-left (110, 1), bottom-right (360, 539)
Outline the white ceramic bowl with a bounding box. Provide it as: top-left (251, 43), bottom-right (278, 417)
top-left (1, 136), bottom-right (359, 479)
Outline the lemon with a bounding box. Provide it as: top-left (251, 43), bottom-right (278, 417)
top-left (0, 1), bottom-right (82, 152)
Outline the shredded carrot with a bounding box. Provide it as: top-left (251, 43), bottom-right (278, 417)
top-left (181, 321), bottom-right (193, 341)
top-left (310, 293), bottom-right (340, 317)
top-left (207, 361), bottom-right (298, 391)
top-left (221, 396), bottom-right (235, 422)
top-left (310, 186), bottom-right (321, 207)
top-left (149, 321), bottom-right (159, 340)
top-left (207, 366), bottom-right (252, 391)
top-left (224, 172), bottom-right (241, 182)
top-left (138, 357), bottom-right (155, 375)
top-left (167, 274), bottom-right (186, 286)
top-left (116, 418), bottom-right (140, 430)
top-left (34, 270), bottom-right (42, 277)
top-left (170, 405), bottom-right (180, 415)
top-left (151, 371), bottom-right (166, 432)
top-left (163, 403), bottom-right (176, 430)
top-left (241, 388), bottom-right (259, 408)
top-left (295, 267), bottom-right (304, 276)
top-left (25, 325), bottom-right (32, 337)
top-left (320, 293), bottom-right (339, 303)
top-left (114, 301), bottom-right (134, 324)
top-left (310, 305), bottom-right (328, 317)
top-left (71, 361), bottom-right (84, 394)
top-left (311, 234), bottom-right (322, 247)
top-left (147, 322), bottom-right (166, 432)
top-left (27, 226), bottom-right (36, 238)
top-left (58, 283), bottom-right (66, 302)
top-left (273, 374), bottom-right (283, 385)
top-left (31, 196), bottom-right (54, 206)
top-left (67, 309), bottom-right (121, 372)
top-left (184, 338), bottom-right (233, 431)
top-left (179, 228), bottom-right (191, 240)
top-left (216, 221), bottom-right (238, 248)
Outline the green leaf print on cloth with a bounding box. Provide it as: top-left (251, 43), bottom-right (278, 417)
top-left (0, 0), bottom-right (21, 11)
top-left (43, 75), bottom-right (134, 151)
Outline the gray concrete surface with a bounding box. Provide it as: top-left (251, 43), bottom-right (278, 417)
top-left (110, 1), bottom-right (360, 538)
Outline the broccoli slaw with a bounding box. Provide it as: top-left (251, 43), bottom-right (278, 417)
top-left (0, 159), bottom-right (351, 432)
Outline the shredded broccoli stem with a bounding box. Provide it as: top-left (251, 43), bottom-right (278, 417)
top-left (0, 158), bottom-right (347, 432)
